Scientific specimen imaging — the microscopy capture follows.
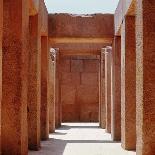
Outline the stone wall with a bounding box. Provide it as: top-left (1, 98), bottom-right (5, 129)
top-left (49, 13), bottom-right (114, 38)
top-left (60, 55), bottom-right (99, 122)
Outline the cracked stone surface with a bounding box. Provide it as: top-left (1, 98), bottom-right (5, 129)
top-left (29, 123), bottom-right (136, 155)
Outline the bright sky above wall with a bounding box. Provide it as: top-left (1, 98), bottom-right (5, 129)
top-left (44, 0), bottom-right (119, 14)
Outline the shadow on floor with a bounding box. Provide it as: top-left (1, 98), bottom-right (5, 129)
top-left (59, 123), bottom-right (100, 130)
top-left (29, 138), bottom-right (121, 155)
top-left (52, 132), bottom-right (67, 135)
top-left (29, 123), bottom-right (136, 155)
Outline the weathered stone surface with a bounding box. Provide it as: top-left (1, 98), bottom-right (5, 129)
top-left (99, 49), bottom-right (106, 128)
top-left (41, 36), bottom-right (49, 140)
top-left (28, 12), bottom-right (41, 150)
top-left (49, 55), bottom-right (55, 133)
top-left (60, 58), bottom-right (71, 72)
top-left (121, 16), bottom-right (136, 150)
top-left (2, 0), bottom-right (29, 154)
top-left (105, 47), bottom-right (112, 133)
top-left (0, 0), bottom-right (2, 153)
top-left (77, 85), bottom-right (99, 105)
top-left (61, 72), bottom-right (80, 85)
top-left (48, 13), bottom-right (114, 38)
top-left (81, 73), bottom-right (98, 86)
top-left (61, 85), bottom-right (76, 105)
top-left (54, 50), bottom-right (61, 128)
top-left (60, 56), bottom-right (99, 122)
top-left (71, 59), bottom-right (83, 73)
top-left (136, 0), bottom-right (155, 154)
top-left (84, 60), bottom-right (99, 73)
top-left (111, 37), bottom-right (121, 141)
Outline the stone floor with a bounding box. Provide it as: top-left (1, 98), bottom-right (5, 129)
top-left (29, 123), bottom-right (136, 155)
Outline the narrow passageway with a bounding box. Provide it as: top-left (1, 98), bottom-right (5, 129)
top-left (29, 123), bottom-right (136, 155)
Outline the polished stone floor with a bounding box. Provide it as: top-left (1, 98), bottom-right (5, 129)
top-left (29, 123), bottom-right (136, 155)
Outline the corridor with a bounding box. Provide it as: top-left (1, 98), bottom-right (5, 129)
top-left (29, 123), bottom-right (136, 155)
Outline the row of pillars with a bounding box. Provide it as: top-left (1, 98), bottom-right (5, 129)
top-left (100, 1), bottom-right (155, 154)
top-left (0, 0), bottom-right (60, 154)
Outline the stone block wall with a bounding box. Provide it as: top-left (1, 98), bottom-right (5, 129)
top-left (60, 55), bottom-right (99, 122)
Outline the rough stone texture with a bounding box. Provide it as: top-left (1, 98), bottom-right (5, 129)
top-left (121, 16), bottom-right (136, 150)
top-left (49, 56), bottom-right (55, 133)
top-left (28, 12), bottom-right (41, 150)
top-left (48, 14), bottom-right (114, 38)
top-left (41, 36), bottom-right (49, 140)
top-left (111, 37), bottom-right (121, 141)
top-left (54, 50), bottom-right (61, 128)
top-left (105, 47), bottom-right (112, 133)
top-left (99, 50), bottom-right (106, 128)
top-left (136, 0), bottom-right (155, 154)
top-left (60, 56), bottom-right (99, 122)
top-left (0, 0), bottom-right (2, 153)
top-left (2, 0), bottom-right (29, 154)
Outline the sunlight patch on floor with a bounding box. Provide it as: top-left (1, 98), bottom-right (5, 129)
top-left (29, 123), bottom-right (136, 155)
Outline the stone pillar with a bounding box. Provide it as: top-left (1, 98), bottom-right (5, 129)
top-left (54, 49), bottom-right (61, 128)
top-left (49, 49), bottom-right (55, 133)
top-left (121, 16), bottom-right (136, 150)
top-left (28, 12), bottom-right (41, 150)
top-left (111, 36), bottom-right (121, 141)
top-left (2, 0), bottom-right (29, 154)
top-left (105, 47), bottom-right (112, 133)
top-left (99, 49), bottom-right (106, 128)
top-left (0, 0), bottom-right (2, 154)
top-left (41, 36), bottom-right (49, 140)
top-left (136, 1), bottom-right (155, 154)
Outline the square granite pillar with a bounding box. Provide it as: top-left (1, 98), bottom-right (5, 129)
top-left (105, 47), bottom-right (112, 133)
top-left (99, 49), bottom-right (106, 128)
top-left (136, 0), bottom-right (155, 154)
top-left (121, 16), bottom-right (136, 150)
top-left (28, 12), bottom-right (41, 150)
top-left (54, 49), bottom-right (61, 128)
top-left (41, 36), bottom-right (49, 140)
top-left (49, 49), bottom-right (55, 133)
top-left (2, 0), bottom-right (29, 154)
top-left (0, 0), bottom-right (2, 154)
top-left (111, 36), bottom-right (121, 141)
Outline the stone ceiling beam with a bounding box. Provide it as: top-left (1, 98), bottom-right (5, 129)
top-left (48, 13), bottom-right (114, 38)
top-left (49, 37), bottom-right (113, 44)
top-left (114, 0), bottom-right (136, 35)
top-left (29, 0), bottom-right (39, 16)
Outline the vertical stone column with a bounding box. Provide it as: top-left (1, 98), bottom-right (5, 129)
top-left (99, 49), bottom-right (106, 128)
top-left (28, 12), bottom-right (41, 150)
top-left (2, 0), bottom-right (29, 154)
top-left (54, 49), bottom-right (61, 128)
top-left (0, 0), bottom-right (2, 154)
top-left (121, 16), bottom-right (136, 150)
top-left (111, 36), bottom-right (121, 141)
top-left (105, 47), bottom-right (112, 133)
top-left (136, 1), bottom-right (155, 154)
top-left (49, 49), bottom-right (55, 133)
top-left (41, 36), bottom-right (49, 140)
